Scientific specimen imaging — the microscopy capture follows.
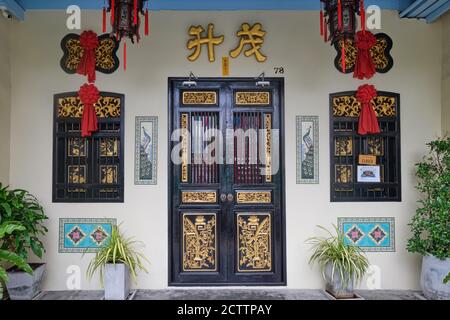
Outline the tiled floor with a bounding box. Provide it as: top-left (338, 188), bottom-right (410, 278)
top-left (35, 289), bottom-right (426, 300)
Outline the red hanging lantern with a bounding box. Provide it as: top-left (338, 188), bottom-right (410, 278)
top-left (107, 0), bottom-right (148, 43)
top-left (320, 0), bottom-right (360, 45)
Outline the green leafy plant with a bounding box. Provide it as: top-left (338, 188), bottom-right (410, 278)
top-left (306, 225), bottom-right (370, 288)
top-left (444, 272), bottom-right (450, 284)
top-left (0, 184), bottom-right (48, 260)
top-left (0, 222), bottom-right (33, 299)
top-left (86, 224), bottom-right (149, 286)
top-left (407, 136), bottom-right (450, 260)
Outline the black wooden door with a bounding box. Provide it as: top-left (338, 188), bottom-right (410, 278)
top-left (169, 78), bottom-right (285, 286)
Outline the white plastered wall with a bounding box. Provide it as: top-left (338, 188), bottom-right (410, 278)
top-left (0, 16), bottom-right (11, 185)
top-left (443, 11), bottom-right (450, 135)
top-left (9, 10), bottom-right (443, 290)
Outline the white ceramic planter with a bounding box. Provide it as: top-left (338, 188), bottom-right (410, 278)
top-left (104, 263), bottom-right (130, 300)
top-left (420, 256), bottom-right (450, 300)
top-left (6, 263), bottom-right (46, 300)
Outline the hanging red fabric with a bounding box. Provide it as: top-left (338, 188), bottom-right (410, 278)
top-left (110, 0), bottom-right (115, 25)
top-left (76, 31), bottom-right (99, 83)
top-left (353, 30), bottom-right (377, 80)
top-left (79, 84), bottom-right (100, 137)
top-left (102, 7), bottom-right (107, 33)
top-left (360, 0), bottom-right (366, 31)
top-left (123, 41), bottom-right (127, 71)
top-left (341, 38), bottom-right (346, 72)
top-left (357, 84), bottom-right (380, 135)
top-left (324, 18), bottom-right (328, 42)
top-left (145, 9), bottom-right (149, 36)
top-left (320, 10), bottom-right (324, 36)
top-left (338, 0), bottom-right (343, 30)
top-left (133, 0), bottom-right (138, 25)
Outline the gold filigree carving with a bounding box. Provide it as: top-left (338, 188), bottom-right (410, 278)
top-left (68, 165), bottom-right (86, 184)
top-left (335, 137), bottom-right (353, 156)
top-left (235, 92), bottom-right (270, 105)
top-left (332, 95), bottom-right (396, 118)
top-left (182, 191), bottom-right (217, 203)
top-left (181, 113), bottom-right (189, 182)
top-left (335, 165), bottom-right (353, 183)
top-left (62, 37), bottom-right (117, 72)
top-left (265, 114), bottom-right (272, 182)
top-left (182, 91), bottom-right (217, 105)
top-left (57, 96), bottom-right (121, 118)
top-left (68, 138), bottom-right (87, 157)
top-left (183, 214), bottom-right (217, 271)
top-left (236, 191), bottom-right (271, 204)
top-left (368, 137), bottom-right (384, 156)
top-left (100, 138), bottom-right (119, 157)
top-left (100, 165), bottom-right (118, 184)
top-left (237, 214), bottom-right (272, 272)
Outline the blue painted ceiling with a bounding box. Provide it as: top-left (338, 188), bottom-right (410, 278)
top-left (0, 0), bottom-right (448, 22)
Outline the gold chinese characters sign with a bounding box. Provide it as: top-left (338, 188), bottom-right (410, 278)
top-left (187, 23), bottom-right (266, 63)
top-left (182, 191), bottom-right (217, 204)
top-left (236, 191), bottom-right (271, 204)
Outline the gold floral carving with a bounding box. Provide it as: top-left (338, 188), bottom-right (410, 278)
top-left (335, 165), bottom-right (353, 183)
top-left (236, 191), bottom-right (271, 204)
top-left (265, 114), bottom-right (272, 182)
top-left (183, 214), bottom-right (217, 271)
top-left (57, 96), bottom-right (121, 118)
top-left (335, 137), bottom-right (353, 156)
top-left (237, 214), bottom-right (272, 272)
top-left (181, 113), bottom-right (189, 182)
top-left (332, 95), bottom-right (396, 118)
top-left (182, 91), bottom-right (217, 105)
top-left (182, 191), bottom-right (217, 203)
top-left (235, 92), bottom-right (270, 105)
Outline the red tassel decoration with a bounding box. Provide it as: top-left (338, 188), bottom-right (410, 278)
top-left (338, 0), bottom-right (343, 30)
top-left (102, 7), bottom-right (107, 33)
top-left (145, 9), bottom-right (149, 36)
top-left (360, 0), bottom-right (366, 32)
top-left (324, 18), bottom-right (328, 42)
top-left (110, 0), bottom-right (115, 25)
top-left (134, 0), bottom-right (138, 25)
top-left (123, 42), bottom-right (127, 71)
top-left (320, 10), bottom-right (324, 36)
top-left (341, 38), bottom-right (346, 73)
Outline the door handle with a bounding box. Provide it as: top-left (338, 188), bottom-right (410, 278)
top-left (220, 193), bottom-right (227, 203)
top-left (227, 193), bottom-right (234, 202)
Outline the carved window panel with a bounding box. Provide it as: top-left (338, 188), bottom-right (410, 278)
top-left (181, 191), bottom-right (218, 204)
top-left (53, 92), bottom-right (124, 202)
top-left (236, 191), bottom-right (272, 204)
top-left (237, 213), bottom-right (272, 272)
top-left (182, 91), bottom-right (218, 106)
top-left (182, 213), bottom-right (217, 272)
top-left (330, 91), bottom-right (401, 202)
top-left (235, 91), bottom-right (271, 106)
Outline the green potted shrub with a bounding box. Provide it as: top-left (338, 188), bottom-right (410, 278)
top-left (0, 222), bottom-right (33, 300)
top-left (307, 225), bottom-right (369, 299)
top-left (0, 184), bottom-right (48, 300)
top-left (86, 224), bottom-right (149, 300)
top-left (407, 136), bottom-right (450, 300)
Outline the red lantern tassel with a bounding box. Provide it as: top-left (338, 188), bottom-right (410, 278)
top-left (360, 0), bottom-right (366, 32)
top-left (123, 42), bottom-right (127, 71)
top-left (324, 18), bottom-right (328, 42)
top-left (145, 9), bottom-right (149, 36)
top-left (110, 0), bottom-right (115, 25)
top-left (338, 0), bottom-right (343, 30)
top-left (320, 10), bottom-right (324, 36)
top-left (102, 7), bottom-right (107, 33)
top-left (134, 0), bottom-right (138, 25)
top-left (341, 39), bottom-right (346, 73)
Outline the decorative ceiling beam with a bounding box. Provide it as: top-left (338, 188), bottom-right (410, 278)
top-left (0, 0), bottom-right (25, 20)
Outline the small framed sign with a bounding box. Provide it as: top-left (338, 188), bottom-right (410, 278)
top-left (357, 165), bottom-right (381, 183)
top-left (359, 154), bottom-right (377, 165)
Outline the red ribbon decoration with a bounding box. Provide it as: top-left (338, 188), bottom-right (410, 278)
top-left (338, 0), bottom-right (343, 30)
top-left (320, 10), bottom-right (324, 36)
top-left (133, 0), bottom-right (138, 25)
top-left (110, 0), bottom-right (115, 25)
top-left (102, 7), bottom-right (107, 33)
top-left (76, 31), bottom-right (98, 83)
top-left (360, 0), bottom-right (366, 31)
top-left (357, 84), bottom-right (380, 135)
top-left (123, 41), bottom-right (127, 71)
top-left (341, 38), bottom-right (346, 72)
top-left (324, 18), bottom-right (328, 42)
top-left (79, 84), bottom-right (100, 137)
top-left (354, 30), bottom-right (377, 80)
top-left (145, 9), bottom-right (149, 36)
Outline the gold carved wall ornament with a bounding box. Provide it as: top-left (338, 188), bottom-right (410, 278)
top-left (335, 165), bottom-right (353, 184)
top-left (182, 91), bottom-right (217, 105)
top-left (235, 92), bottom-right (270, 105)
top-left (181, 113), bottom-right (189, 183)
top-left (237, 213), bottom-right (272, 272)
top-left (187, 24), bottom-right (224, 62)
top-left (335, 137), bottom-right (353, 156)
top-left (57, 96), bottom-right (121, 118)
top-left (236, 191), bottom-right (271, 204)
top-left (183, 214), bottom-right (217, 271)
top-left (265, 114), bottom-right (272, 182)
top-left (182, 191), bottom-right (217, 204)
top-left (230, 23), bottom-right (267, 63)
top-left (332, 95), bottom-right (396, 118)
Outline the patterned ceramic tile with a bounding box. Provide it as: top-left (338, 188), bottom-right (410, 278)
top-left (338, 217), bottom-right (395, 252)
top-left (135, 116), bottom-right (158, 185)
top-left (59, 218), bottom-right (116, 253)
top-left (296, 116), bottom-right (319, 184)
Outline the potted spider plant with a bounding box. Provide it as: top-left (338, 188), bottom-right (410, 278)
top-left (86, 224), bottom-right (149, 300)
top-left (307, 225), bottom-right (370, 299)
top-left (407, 137), bottom-right (450, 300)
top-left (0, 184), bottom-right (48, 300)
